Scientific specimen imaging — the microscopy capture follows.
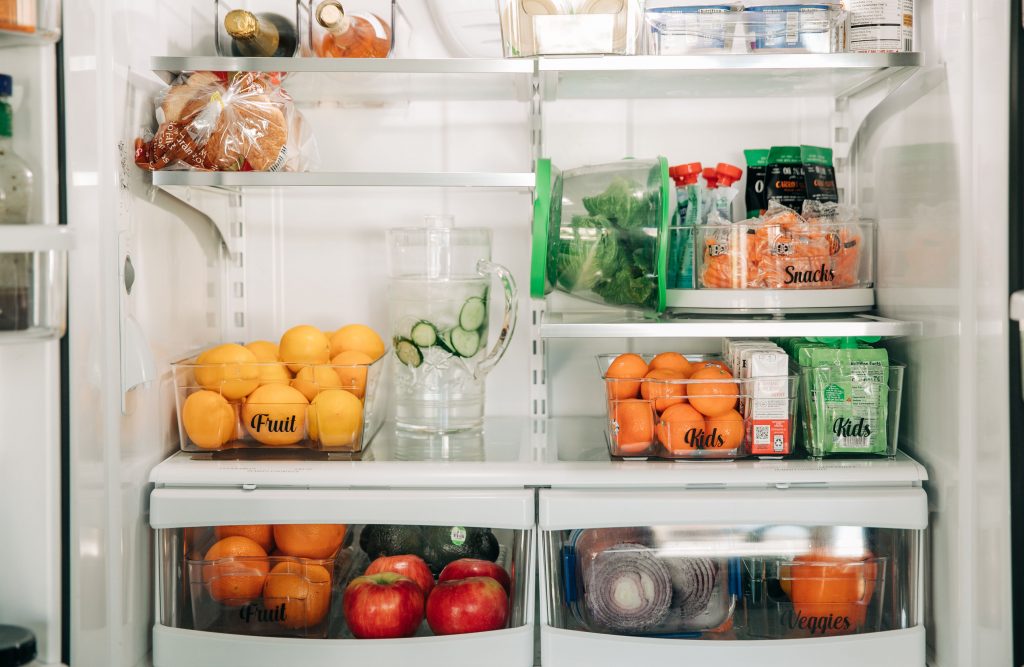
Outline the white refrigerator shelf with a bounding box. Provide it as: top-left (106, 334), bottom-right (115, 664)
top-left (149, 417), bottom-right (928, 491)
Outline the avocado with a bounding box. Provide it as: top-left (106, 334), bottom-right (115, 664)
top-left (421, 525), bottom-right (500, 574)
top-left (358, 525), bottom-right (426, 561)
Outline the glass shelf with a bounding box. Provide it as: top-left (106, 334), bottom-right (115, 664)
top-left (150, 170), bottom-right (536, 191)
top-left (538, 52), bottom-right (923, 99)
top-left (540, 311), bottom-right (922, 339)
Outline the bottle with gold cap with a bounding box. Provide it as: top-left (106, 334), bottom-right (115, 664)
top-left (312, 0), bottom-right (392, 58)
top-left (224, 8), bottom-right (297, 57)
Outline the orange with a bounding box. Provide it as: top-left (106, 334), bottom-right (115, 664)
top-left (605, 353), bottom-right (649, 400)
top-left (330, 324), bottom-right (386, 361)
top-left (686, 367), bottom-right (738, 417)
top-left (308, 389), bottom-right (363, 448)
top-left (203, 536), bottom-right (269, 606)
top-left (181, 390), bottom-right (237, 449)
top-left (290, 365), bottom-right (343, 401)
top-left (648, 352), bottom-right (693, 378)
top-left (657, 404), bottom-right (706, 453)
top-left (246, 340), bottom-right (281, 362)
top-left (330, 350), bottom-right (373, 399)
top-left (214, 525), bottom-right (274, 553)
top-left (279, 325), bottom-right (331, 373)
top-left (610, 399), bottom-right (654, 454)
top-left (194, 343), bottom-right (260, 400)
top-left (704, 409), bottom-right (745, 452)
top-left (273, 524), bottom-right (347, 559)
top-left (247, 340), bottom-right (292, 385)
top-left (263, 560), bottom-right (333, 629)
top-left (693, 359), bottom-right (733, 376)
top-left (241, 384), bottom-right (308, 446)
top-left (640, 369), bottom-right (687, 413)
top-left (788, 554), bottom-right (877, 635)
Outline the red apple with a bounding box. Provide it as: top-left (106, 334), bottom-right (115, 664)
top-left (438, 558), bottom-right (510, 594)
top-left (426, 576), bottom-right (508, 636)
top-left (343, 572), bottom-right (424, 639)
top-left (365, 554), bottom-right (435, 598)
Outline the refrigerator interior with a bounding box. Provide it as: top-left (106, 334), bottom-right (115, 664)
top-left (49, 0), bottom-right (1014, 665)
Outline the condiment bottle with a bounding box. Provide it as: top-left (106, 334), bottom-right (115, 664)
top-left (313, 0), bottom-right (392, 58)
top-left (224, 9), bottom-right (298, 57)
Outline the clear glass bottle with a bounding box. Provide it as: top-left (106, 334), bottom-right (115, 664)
top-left (224, 9), bottom-right (298, 57)
top-left (0, 73), bottom-right (33, 225)
top-left (313, 0), bottom-right (392, 58)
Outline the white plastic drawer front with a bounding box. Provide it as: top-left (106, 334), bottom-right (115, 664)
top-left (150, 487), bottom-right (535, 530)
top-left (538, 487), bottom-right (927, 531)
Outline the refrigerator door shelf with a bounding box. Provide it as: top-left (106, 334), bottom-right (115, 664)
top-left (0, 225), bottom-right (71, 341)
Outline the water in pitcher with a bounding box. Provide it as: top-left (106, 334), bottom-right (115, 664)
top-left (389, 275), bottom-right (490, 432)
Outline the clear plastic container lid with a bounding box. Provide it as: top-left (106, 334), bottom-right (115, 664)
top-left (0, 626), bottom-right (36, 667)
top-left (744, 1), bottom-right (835, 9)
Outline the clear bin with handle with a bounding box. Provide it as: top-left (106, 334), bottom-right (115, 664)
top-left (498, 0), bottom-right (647, 57)
top-left (531, 157), bottom-right (674, 313)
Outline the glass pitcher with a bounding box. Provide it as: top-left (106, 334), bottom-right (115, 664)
top-left (387, 217), bottom-right (518, 433)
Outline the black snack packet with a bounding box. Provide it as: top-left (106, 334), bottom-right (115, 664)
top-left (802, 145), bottom-right (838, 203)
top-left (766, 145), bottom-right (806, 210)
top-left (744, 149), bottom-right (769, 219)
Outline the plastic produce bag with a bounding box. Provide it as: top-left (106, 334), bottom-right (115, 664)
top-left (135, 71), bottom-right (318, 172)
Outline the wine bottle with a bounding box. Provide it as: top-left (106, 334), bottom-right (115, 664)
top-left (314, 0), bottom-right (392, 58)
top-left (224, 9), bottom-right (297, 58)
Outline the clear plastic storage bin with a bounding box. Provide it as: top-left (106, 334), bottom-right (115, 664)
top-left (0, 227), bottom-right (70, 341)
top-left (798, 362), bottom-right (905, 459)
top-left (302, 0), bottom-right (395, 58)
top-left (171, 354), bottom-right (387, 453)
top-left (157, 522), bottom-right (532, 640)
top-left (696, 219), bottom-right (875, 290)
top-left (531, 158), bottom-right (674, 313)
top-left (598, 353), bottom-right (798, 459)
top-left (743, 2), bottom-right (848, 53)
top-left (544, 521), bottom-right (921, 642)
top-left (645, 4), bottom-right (742, 55)
top-left (498, 0), bottom-right (647, 57)
top-left (564, 528), bottom-right (739, 636)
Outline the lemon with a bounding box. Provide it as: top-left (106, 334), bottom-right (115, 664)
top-left (182, 390), bottom-right (237, 449)
top-left (329, 324), bottom-right (385, 361)
top-left (194, 344), bottom-right (260, 400)
top-left (308, 389), bottom-right (364, 448)
top-left (279, 325), bottom-right (331, 373)
top-left (242, 383), bottom-right (308, 446)
top-left (331, 350), bottom-right (373, 399)
top-left (290, 365), bottom-right (343, 402)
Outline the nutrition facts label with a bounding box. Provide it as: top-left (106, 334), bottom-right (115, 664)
top-left (848, 0), bottom-right (913, 53)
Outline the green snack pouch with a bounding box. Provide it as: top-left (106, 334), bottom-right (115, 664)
top-left (801, 145), bottom-right (838, 204)
top-left (806, 344), bottom-right (890, 456)
top-left (766, 146), bottom-right (806, 211)
top-left (744, 149), bottom-right (770, 218)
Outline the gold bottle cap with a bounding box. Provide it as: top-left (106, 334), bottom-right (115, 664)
top-left (225, 9), bottom-right (259, 39)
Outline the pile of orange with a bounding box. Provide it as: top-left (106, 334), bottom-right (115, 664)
top-left (201, 523), bottom-right (347, 630)
top-left (180, 324), bottom-right (385, 450)
top-left (604, 352), bottom-right (743, 456)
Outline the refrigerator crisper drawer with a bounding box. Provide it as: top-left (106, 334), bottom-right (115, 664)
top-left (151, 487), bottom-right (535, 667)
top-left (538, 487), bottom-right (925, 667)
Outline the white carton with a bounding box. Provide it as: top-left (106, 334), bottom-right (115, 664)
top-left (746, 348), bottom-right (791, 457)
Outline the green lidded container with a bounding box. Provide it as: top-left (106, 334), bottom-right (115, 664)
top-left (531, 157), bottom-right (674, 313)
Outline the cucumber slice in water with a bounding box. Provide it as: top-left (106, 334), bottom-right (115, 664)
top-left (438, 329), bottom-right (456, 355)
top-left (394, 338), bottom-right (423, 368)
top-left (459, 297), bottom-right (486, 331)
top-left (451, 327), bottom-right (481, 358)
top-left (411, 321), bottom-right (438, 348)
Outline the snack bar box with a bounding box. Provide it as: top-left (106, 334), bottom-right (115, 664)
top-left (0, 0), bottom-right (1018, 666)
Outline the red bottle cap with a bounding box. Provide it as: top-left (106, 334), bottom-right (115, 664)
top-left (669, 162), bottom-right (703, 186)
top-left (702, 167), bottom-right (719, 188)
top-left (716, 162), bottom-right (743, 187)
